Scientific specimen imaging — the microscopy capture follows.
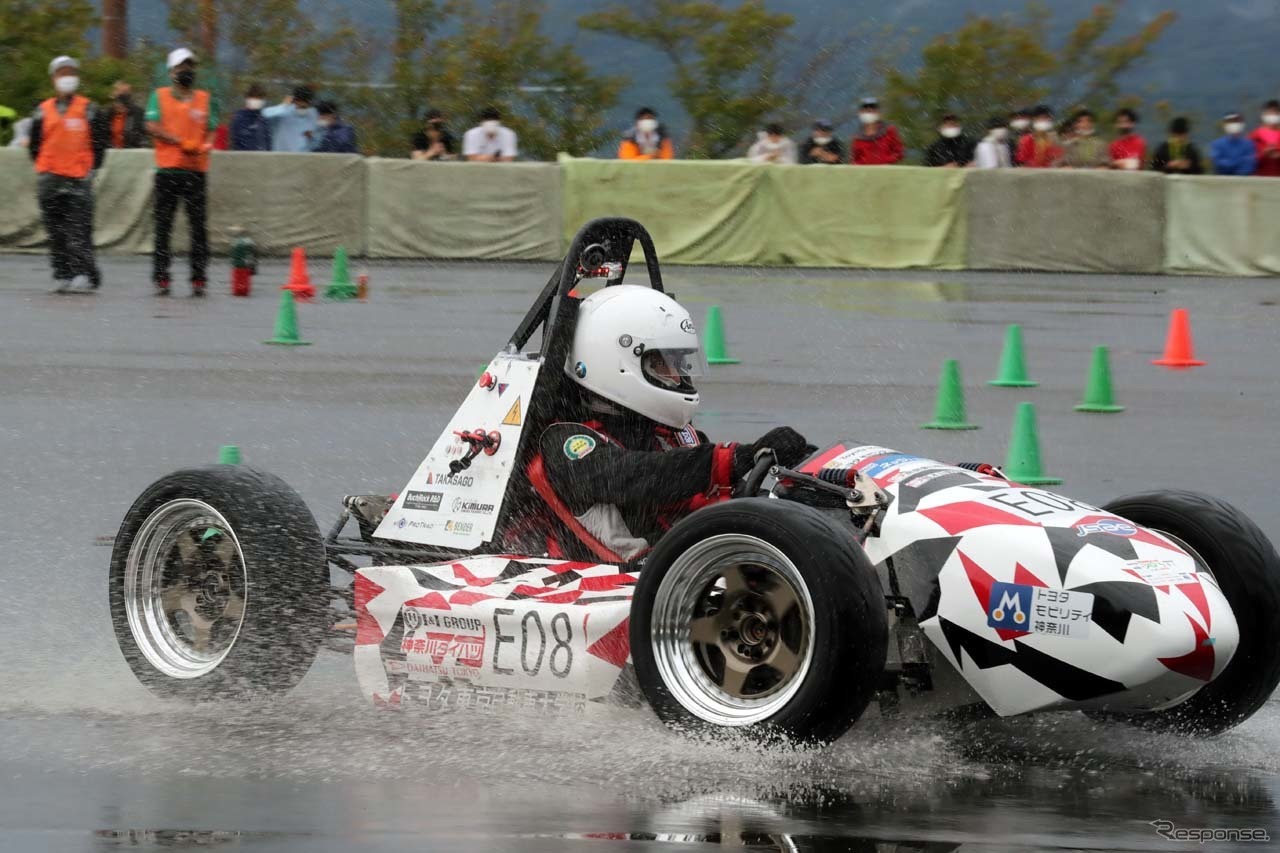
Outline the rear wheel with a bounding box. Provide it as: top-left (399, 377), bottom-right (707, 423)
top-left (110, 466), bottom-right (330, 699)
top-left (1100, 490), bottom-right (1280, 734)
top-left (630, 500), bottom-right (887, 743)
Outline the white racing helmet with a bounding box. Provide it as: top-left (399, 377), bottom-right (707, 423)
top-left (566, 285), bottom-right (705, 428)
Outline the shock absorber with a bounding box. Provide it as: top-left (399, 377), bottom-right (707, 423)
top-left (817, 467), bottom-right (858, 487)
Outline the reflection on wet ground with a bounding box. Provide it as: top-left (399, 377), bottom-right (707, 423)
top-left (2, 257), bottom-right (1279, 851)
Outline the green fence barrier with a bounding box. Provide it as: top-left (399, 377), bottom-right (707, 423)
top-left (965, 169), bottom-right (1166, 274)
top-left (365, 159), bottom-right (561, 260)
top-left (559, 156), bottom-right (966, 269)
top-left (1165, 175), bottom-right (1280, 277)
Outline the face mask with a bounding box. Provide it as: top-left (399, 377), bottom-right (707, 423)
top-left (636, 118), bottom-right (658, 133)
top-left (1263, 114), bottom-right (1280, 127)
top-left (1010, 118), bottom-right (1030, 131)
top-left (1076, 126), bottom-right (1095, 137)
top-left (940, 126), bottom-right (961, 139)
top-left (318, 119), bottom-right (334, 128)
top-left (246, 98), bottom-right (265, 110)
top-left (991, 127), bottom-right (1009, 141)
top-left (54, 76), bottom-right (79, 95)
top-left (859, 112), bottom-right (880, 125)
top-left (174, 70), bottom-right (196, 88)
top-left (482, 120), bottom-right (500, 132)
top-left (1033, 120), bottom-right (1053, 133)
top-left (1225, 122), bottom-right (1245, 135)
top-left (812, 135), bottom-right (832, 145)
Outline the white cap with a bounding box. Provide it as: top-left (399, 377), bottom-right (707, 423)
top-left (167, 47), bottom-right (197, 69)
top-left (49, 56), bottom-right (79, 75)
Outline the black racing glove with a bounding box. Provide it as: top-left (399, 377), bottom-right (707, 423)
top-left (733, 427), bottom-right (811, 478)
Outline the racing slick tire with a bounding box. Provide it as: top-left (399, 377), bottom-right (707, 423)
top-left (1097, 490), bottom-right (1280, 735)
top-left (630, 499), bottom-right (888, 744)
top-left (109, 465), bottom-right (330, 699)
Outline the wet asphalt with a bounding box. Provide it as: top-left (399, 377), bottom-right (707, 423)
top-left (1, 254), bottom-right (1278, 851)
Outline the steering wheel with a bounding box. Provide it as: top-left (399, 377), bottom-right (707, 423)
top-left (734, 450), bottom-right (777, 499)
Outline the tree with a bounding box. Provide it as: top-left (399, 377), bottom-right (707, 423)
top-left (0, 0), bottom-right (95, 118)
top-left (579, 0), bottom-right (795, 159)
top-left (882, 2), bottom-right (1176, 154)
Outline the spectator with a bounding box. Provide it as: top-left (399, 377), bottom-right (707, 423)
top-left (311, 101), bottom-right (357, 153)
top-left (1151, 117), bottom-right (1203, 175)
top-left (1250, 100), bottom-right (1280, 178)
top-left (799, 118), bottom-right (843, 164)
top-left (924, 114), bottom-right (972, 167)
top-left (1016, 105), bottom-right (1063, 168)
top-left (972, 116), bottom-right (1013, 169)
top-left (411, 108), bottom-right (456, 160)
top-left (747, 122), bottom-right (797, 164)
top-left (618, 107), bottom-right (673, 160)
top-left (850, 97), bottom-right (904, 165)
top-left (100, 81), bottom-right (147, 149)
top-left (1210, 113), bottom-right (1257, 176)
top-left (145, 47), bottom-right (216, 297)
top-left (463, 106), bottom-right (517, 162)
top-left (29, 55), bottom-right (105, 293)
top-left (1008, 107), bottom-right (1032, 164)
top-left (1060, 109), bottom-right (1110, 169)
top-left (262, 86), bottom-right (320, 153)
top-left (1110, 108), bottom-right (1146, 170)
top-left (230, 83), bottom-right (271, 152)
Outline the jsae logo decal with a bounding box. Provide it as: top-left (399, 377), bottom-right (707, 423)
top-left (987, 582), bottom-right (1031, 630)
top-left (1075, 518), bottom-right (1138, 538)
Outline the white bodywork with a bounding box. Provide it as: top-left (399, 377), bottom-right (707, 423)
top-left (375, 354), bottom-right (540, 551)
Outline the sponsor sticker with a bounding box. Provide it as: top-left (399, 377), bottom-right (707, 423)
top-left (1076, 518), bottom-right (1138, 538)
top-left (425, 470), bottom-right (475, 487)
top-left (1125, 559), bottom-right (1198, 586)
top-left (444, 519), bottom-right (475, 536)
top-left (987, 582), bottom-right (1093, 639)
top-left (563, 434), bottom-right (597, 460)
top-left (401, 610), bottom-right (487, 675)
top-left (861, 453), bottom-right (921, 478)
top-left (676, 424), bottom-right (700, 447)
top-left (452, 497), bottom-right (495, 515)
top-left (680, 318), bottom-right (696, 334)
top-left (903, 469), bottom-right (955, 489)
top-left (402, 490), bottom-right (444, 512)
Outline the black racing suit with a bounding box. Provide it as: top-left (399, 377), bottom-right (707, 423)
top-left (532, 414), bottom-right (741, 562)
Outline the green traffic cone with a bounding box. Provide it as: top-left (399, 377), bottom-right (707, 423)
top-left (325, 246), bottom-right (357, 300)
top-left (264, 290), bottom-right (312, 346)
top-left (922, 359), bottom-right (980, 430)
top-left (1003, 402), bottom-right (1062, 485)
top-left (1075, 346), bottom-right (1124, 413)
top-left (989, 324), bottom-right (1038, 387)
top-left (704, 305), bottom-right (740, 365)
top-left (217, 445), bottom-right (241, 465)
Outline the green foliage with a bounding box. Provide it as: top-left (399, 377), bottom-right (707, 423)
top-left (579, 0), bottom-right (795, 159)
top-left (0, 0), bottom-right (96, 116)
top-left (882, 2), bottom-right (1176, 153)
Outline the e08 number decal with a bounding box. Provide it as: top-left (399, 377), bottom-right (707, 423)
top-left (492, 608), bottom-right (573, 679)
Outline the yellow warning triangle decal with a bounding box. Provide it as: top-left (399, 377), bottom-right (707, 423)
top-left (502, 397), bottom-right (522, 426)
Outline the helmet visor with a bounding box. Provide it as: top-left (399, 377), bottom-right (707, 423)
top-left (641, 347), bottom-right (704, 395)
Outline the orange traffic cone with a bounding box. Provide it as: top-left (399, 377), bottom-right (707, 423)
top-left (1152, 308), bottom-right (1205, 368)
top-left (282, 247), bottom-right (316, 301)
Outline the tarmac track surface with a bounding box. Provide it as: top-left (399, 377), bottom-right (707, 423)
top-left (1, 255), bottom-right (1278, 852)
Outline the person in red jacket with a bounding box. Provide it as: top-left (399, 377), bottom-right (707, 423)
top-left (1250, 100), bottom-right (1280, 178)
top-left (850, 97), bottom-right (904, 165)
top-left (1110, 108), bottom-right (1147, 170)
top-left (1016, 105), bottom-right (1063, 168)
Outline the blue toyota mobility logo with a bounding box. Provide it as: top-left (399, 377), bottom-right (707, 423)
top-left (987, 582), bottom-right (1032, 630)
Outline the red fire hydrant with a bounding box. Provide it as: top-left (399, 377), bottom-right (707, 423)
top-left (230, 230), bottom-right (257, 297)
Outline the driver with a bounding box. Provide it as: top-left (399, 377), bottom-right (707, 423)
top-left (530, 285), bottom-right (812, 562)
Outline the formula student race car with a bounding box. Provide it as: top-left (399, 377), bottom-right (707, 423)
top-left (109, 218), bottom-right (1280, 743)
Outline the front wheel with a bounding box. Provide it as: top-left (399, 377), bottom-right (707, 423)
top-left (109, 465), bottom-right (330, 699)
top-left (630, 499), bottom-right (888, 744)
top-left (1101, 490), bottom-right (1280, 734)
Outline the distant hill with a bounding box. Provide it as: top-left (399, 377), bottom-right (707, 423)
top-left (128, 0), bottom-right (1279, 144)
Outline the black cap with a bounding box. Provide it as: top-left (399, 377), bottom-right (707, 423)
top-left (814, 118), bottom-right (834, 131)
top-left (316, 100), bottom-right (338, 117)
top-left (860, 97), bottom-right (879, 109)
top-left (987, 115), bottom-right (1008, 130)
top-left (480, 105), bottom-right (501, 121)
top-left (292, 85), bottom-right (315, 104)
top-left (425, 108), bottom-right (444, 121)
top-left (635, 106), bottom-right (657, 119)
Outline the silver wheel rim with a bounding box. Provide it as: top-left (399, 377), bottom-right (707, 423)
top-left (124, 499), bottom-right (248, 679)
top-left (650, 534), bottom-right (815, 726)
